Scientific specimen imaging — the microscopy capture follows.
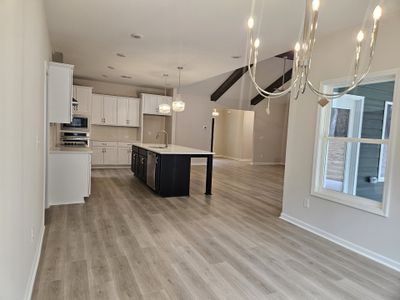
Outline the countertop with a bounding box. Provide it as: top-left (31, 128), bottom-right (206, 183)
top-left (132, 143), bottom-right (214, 155)
top-left (49, 146), bottom-right (93, 154)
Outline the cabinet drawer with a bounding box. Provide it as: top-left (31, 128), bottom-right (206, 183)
top-left (118, 142), bottom-right (135, 148)
top-left (92, 141), bottom-right (118, 147)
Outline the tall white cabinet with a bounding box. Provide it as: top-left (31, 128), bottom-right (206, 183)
top-left (47, 62), bottom-right (74, 123)
top-left (73, 85), bottom-right (92, 115)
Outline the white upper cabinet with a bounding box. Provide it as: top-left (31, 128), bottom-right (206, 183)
top-left (117, 98), bottom-right (129, 126)
top-left (141, 93), bottom-right (172, 116)
top-left (103, 96), bottom-right (117, 125)
top-left (91, 94), bottom-right (117, 125)
top-left (128, 98), bottom-right (140, 127)
top-left (91, 94), bottom-right (104, 124)
top-left (73, 85), bottom-right (92, 115)
top-left (118, 97), bottom-right (140, 127)
top-left (47, 62), bottom-right (74, 123)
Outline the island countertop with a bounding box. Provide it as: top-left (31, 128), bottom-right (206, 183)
top-left (132, 143), bottom-right (214, 155)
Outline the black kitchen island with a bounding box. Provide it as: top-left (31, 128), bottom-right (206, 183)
top-left (131, 143), bottom-right (214, 197)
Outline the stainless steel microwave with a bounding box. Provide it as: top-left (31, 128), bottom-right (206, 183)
top-left (61, 115), bottom-right (89, 131)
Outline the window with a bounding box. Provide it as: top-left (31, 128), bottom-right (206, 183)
top-left (312, 71), bottom-right (399, 216)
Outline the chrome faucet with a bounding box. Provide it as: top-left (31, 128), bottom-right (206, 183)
top-left (156, 130), bottom-right (168, 148)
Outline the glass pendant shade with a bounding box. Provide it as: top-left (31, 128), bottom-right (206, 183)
top-left (172, 94), bottom-right (185, 112)
top-left (159, 103), bottom-right (171, 114)
top-left (172, 100), bottom-right (185, 112)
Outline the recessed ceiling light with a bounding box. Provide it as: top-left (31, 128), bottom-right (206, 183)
top-left (131, 33), bottom-right (144, 39)
top-left (102, 74), bottom-right (108, 78)
top-left (121, 75), bottom-right (132, 79)
top-left (107, 66), bottom-right (115, 70)
top-left (231, 55), bottom-right (241, 59)
top-left (116, 53), bottom-right (126, 58)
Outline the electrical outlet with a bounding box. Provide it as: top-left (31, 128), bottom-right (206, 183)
top-left (303, 198), bottom-right (310, 208)
top-left (31, 227), bottom-right (35, 242)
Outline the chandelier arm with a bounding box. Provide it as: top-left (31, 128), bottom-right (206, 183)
top-left (247, 50), bottom-right (300, 98)
top-left (306, 64), bottom-right (371, 99)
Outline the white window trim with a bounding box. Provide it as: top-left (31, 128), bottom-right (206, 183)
top-left (378, 101), bottom-right (392, 182)
top-left (311, 69), bottom-right (400, 217)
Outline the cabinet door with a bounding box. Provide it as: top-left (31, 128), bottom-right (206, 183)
top-left (117, 147), bottom-right (132, 165)
top-left (117, 97), bottom-right (128, 126)
top-left (127, 98), bottom-right (140, 127)
top-left (75, 86), bottom-right (92, 115)
top-left (142, 94), bottom-right (158, 115)
top-left (91, 94), bottom-right (104, 124)
top-left (103, 96), bottom-right (117, 125)
top-left (92, 147), bottom-right (104, 165)
top-left (103, 147), bottom-right (118, 165)
top-left (47, 63), bottom-right (73, 123)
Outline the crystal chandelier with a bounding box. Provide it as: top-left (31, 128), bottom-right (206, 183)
top-left (247, 0), bottom-right (383, 104)
top-left (172, 67), bottom-right (186, 112)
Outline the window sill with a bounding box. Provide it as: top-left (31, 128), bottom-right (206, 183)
top-left (311, 189), bottom-right (388, 217)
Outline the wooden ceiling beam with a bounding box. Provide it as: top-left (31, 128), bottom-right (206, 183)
top-left (250, 68), bottom-right (293, 106)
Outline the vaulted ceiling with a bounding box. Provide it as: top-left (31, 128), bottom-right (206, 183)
top-left (45, 0), bottom-right (400, 88)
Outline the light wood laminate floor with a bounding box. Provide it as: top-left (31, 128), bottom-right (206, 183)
top-left (33, 159), bottom-right (400, 299)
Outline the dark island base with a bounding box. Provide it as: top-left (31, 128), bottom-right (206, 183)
top-left (131, 146), bottom-right (213, 197)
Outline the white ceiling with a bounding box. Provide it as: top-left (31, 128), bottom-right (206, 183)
top-left (45, 0), bottom-right (399, 88)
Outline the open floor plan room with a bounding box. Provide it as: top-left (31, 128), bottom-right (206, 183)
top-left (33, 162), bottom-right (400, 299)
top-left (2, 0), bottom-right (400, 299)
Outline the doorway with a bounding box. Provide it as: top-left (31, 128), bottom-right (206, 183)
top-left (211, 109), bottom-right (255, 162)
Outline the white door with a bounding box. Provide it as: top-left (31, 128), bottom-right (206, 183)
top-left (118, 147), bottom-right (131, 165)
top-left (103, 147), bottom-right (118, 165)
top-left (128, 98), bottom-right (140, 126)
top-left (92, 94), bottom-right (103, 124)
top-left (117, 97), bottom-right (128, 126)
top-left (92, 147), bottom-right (104, 165)
top-left (75, 86), bottom-right (92, 115)
top-left (104, 96), bottom-right (117, 125)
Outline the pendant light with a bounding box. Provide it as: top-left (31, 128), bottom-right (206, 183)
top-left (212, 109), bottom-right (220, 117)
top-left (172, 66), bottom-right (185, 112)
top-left (159, 73), bottom-right (171, 114)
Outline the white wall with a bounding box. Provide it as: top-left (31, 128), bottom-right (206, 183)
top-left (0, 0), bottom-right (52, 299)
top-left (282, 14), bottom-right (400, 270)
top-left (253, 99), bottom-right (289, 164)
top-left (175, 59), bottom-right (290, 163)
top-left (214, 109), bottom-right (254, 161)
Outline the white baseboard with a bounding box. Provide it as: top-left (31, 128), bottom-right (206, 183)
top-left (48, 199), bottom-right (85, 207)
top-left (251, 161), bottom-right (285, 166)
top-left (24, 225), bottom-right (45, 300)
top-left (92, 165), bottom-right (130, 169)
top-left (215, 155), bottom-right (253, 162)
top-left (280, 213), bottom-right (400, 272)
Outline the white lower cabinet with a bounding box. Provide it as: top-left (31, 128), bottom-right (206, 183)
top-left (92, 141), bottom-right (133, 166)
top-left (47, 152), bottom-right (91, 206)
top-left (92, 147), bottom-right (104, 165)
top-left (118, 147), bottom-right (132, 165)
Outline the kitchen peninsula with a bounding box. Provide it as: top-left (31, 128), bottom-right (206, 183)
top-left (131, 143), bottom-right (214, 197)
